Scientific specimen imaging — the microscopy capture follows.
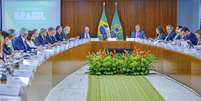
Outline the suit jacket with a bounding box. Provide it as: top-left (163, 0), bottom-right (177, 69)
top-left (33, 38), bottom-right (40, 46)
top-left (46, 35), bottom-right (57, 44)
top-left (51, 36), bottom-right (57, 43)
top-left (165, 31), bottom-right (176, 41)
top-left (183, 32), bottom-right (198, 45)
top-left (79, 32), bottom-right (91, 39)
top-left (3, 44), bottom-right (12, 55)
top-left (156, 33), bottom-right (166, 40)
top-left (174, 34), bottom-right (182, 40)
top-left (131, 31), bottom-right (146, 39)
top-left (37, 34), bottom-right (48, 46)
top-left (12, 36), bottom-right (31, 52)
top-left (55, 32), bottom-right (65, 41)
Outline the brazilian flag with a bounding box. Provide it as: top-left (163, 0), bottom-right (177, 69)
top-left (110, 5), bottom-right (123, 40)
top-left (97, 4), bottom-right (110, 40)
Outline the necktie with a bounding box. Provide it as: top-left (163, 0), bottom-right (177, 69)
top-left (136, 32), bottom-right (140, 38)
top-left (85, 33), bottom-right (89, 38)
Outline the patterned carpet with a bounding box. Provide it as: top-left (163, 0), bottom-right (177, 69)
top-left (87, 75), bottom-right (164, 101)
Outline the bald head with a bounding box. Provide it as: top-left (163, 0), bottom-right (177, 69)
top-left (84, 26), bottom-right (90, 33)
top-left (135, 24), bottom-right (141, 32)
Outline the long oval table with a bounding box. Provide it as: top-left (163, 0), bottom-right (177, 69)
top-left (25, 41), bottom-right (201, 101)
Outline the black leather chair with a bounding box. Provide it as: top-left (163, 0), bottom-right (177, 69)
top-left (106, 48), bottom-right (133, 54)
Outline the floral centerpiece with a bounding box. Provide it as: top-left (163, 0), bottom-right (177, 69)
top-left (87, 47), bottom-right (156, 75)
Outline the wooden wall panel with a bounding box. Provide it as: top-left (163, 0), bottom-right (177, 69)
top-left (61, 0), bottom-right (177, 38)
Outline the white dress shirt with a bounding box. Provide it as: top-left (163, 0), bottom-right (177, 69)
top-left (26, 40), bottom-right (37, 48)
top-left (84, 32), bottom-right (90, 39)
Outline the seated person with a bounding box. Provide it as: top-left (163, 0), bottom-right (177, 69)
top-left (131, 24), bottom-right (146, 39)
top-left (7, 29), bottom-right (16, 40)
top-left (0, 31), bottom-right (4, 42)
top-left (181, 27), bottom-right (198, 45)
top-left (0, 32), bottom-right (5, 62)
top-left (63, 26), bottom-right (71, 40)
top-left (55, 26), bottom-right (65, 41)
top-left (37, 28), bottom-right (48, 46)
top-left (2, 32), bottom-right (13, 56)
top-left (174, 25), bottom-right (183, 40)
top-left (164, 25), bottom-right (176, 41)
top-left (0, 43), bottom-right (5, 63)
top-left (46, 27), bottom-right (57, 44)
top-left (12, 28), bottom-right (31, 52)
top-left (31, 29), bottom-right (40, 46)
top-left (195, 29), bottom-right (201, 45)
top-left (155, 26), bottom-right (167, 40)
top-left (26, 31), bottom-right (37, 49)
top-left (80, 26), bottom-right (91, 39)
top-left (7, 29), bottom-right (16, 51)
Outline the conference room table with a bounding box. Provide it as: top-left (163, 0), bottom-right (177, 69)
top-left (0, 39), bottom-right (201, 101)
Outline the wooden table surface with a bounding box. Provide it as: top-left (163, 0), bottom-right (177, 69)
top-left (25, 41), bottom-right (201, 101)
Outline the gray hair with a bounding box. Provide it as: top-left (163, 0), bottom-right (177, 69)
top-left (7, 29), bottom-right (15, 35)
top-left (19, 28), bottom-right (28, 37)
top-left (39, 28), bottom-right (47, 34)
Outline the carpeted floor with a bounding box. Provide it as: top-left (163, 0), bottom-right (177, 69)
top-left (45, 66), bottom-right (201, 101)
top-left (87, 75), bottom-right (164, 101)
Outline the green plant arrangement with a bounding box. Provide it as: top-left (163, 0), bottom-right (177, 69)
top-left (87, 47), bottom-right (156, 75)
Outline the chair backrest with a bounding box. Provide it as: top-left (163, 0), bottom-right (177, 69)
top-left (106, 48), bottom-right (133, 54)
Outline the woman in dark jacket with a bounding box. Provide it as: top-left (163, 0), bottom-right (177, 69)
top-left (2, 33), bottom-right (13, 55)
top-left (155, 26), bottom-right (167, 40)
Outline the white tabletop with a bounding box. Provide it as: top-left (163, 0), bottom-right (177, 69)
top-left (0, 95), bottom-right (21, 101)
top-left (0, 84), bottom-right (21, 96)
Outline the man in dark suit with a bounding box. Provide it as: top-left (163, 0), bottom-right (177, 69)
top-left (173, 25), bottom-right (183, 41)
top-left (131, 24), bottom-right (146, 39)
top-left (165, 25), bottom-right (177, 41)
top-left (7, 29), bottom-right (16, 40)
top-left (12, 28), bottom-right (31, 52)
top-left (80, 26), bottom-right (91, 39)
top-left (181, 27), bottom-right (198, 45)
top-left (55, 26), bottom-right (65, 41)
top-left (46, 27), bottom-right (57, 44)
top-left (37, 28), bottom-right (48, 46)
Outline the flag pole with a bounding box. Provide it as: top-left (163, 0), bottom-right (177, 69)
top-left (115, 2), bottom-right (118, 9)
top-left (102, 2), bottom-right (106, 15)
top-left (103, 2), bottom-right (105, 7)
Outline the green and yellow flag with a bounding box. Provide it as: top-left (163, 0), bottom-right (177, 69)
top-left (97, 3), bottom-right (110, 40)
top-left (110, 2), bottom-right (123, 40)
